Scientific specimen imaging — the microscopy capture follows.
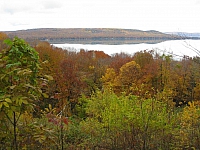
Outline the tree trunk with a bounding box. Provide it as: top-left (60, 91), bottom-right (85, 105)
top-left (13, 111), bottom-right (18, 150)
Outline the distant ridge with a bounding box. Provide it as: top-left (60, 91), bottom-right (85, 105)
top-left (4, 28), bottom-right (182, 43)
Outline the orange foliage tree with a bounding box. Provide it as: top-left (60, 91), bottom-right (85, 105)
top-left (0, 32), bottom-right (8, 51)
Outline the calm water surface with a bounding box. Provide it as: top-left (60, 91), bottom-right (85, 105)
top-left (53, 40), bottom-right (200, 58)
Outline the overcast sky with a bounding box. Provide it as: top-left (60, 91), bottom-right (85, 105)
top-left (0, 0), bottom-right (200, 32)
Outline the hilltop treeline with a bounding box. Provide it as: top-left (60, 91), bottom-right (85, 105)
top-left (1, 32), bottom-right (200, 149)
top-left (4, 28), bottom-right (181, 43)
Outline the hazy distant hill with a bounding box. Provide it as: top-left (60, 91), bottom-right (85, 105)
top-left (4, 28), bottom-right (181, 43)
top-left (166, 32), bottom-right (200, 38)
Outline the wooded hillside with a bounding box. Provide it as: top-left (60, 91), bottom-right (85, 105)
top-left (4, 28), bottom-right (181, 43)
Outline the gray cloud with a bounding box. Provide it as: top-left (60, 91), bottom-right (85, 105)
top-left (10, 22), bottom-right (29, 27)
top-left (42, 1), bottom-right (62, 9)
top-left (196, 0), bottom-right (200, 4)
top-left (3, 6), bottom-right (30, 14)
top-left (2, 2), bottom-right (33, 15)
top-left (1, 0), bottom-right (61, 16)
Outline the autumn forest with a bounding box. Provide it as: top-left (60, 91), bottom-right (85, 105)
top-left (1, 31), bottom-right (200, 149)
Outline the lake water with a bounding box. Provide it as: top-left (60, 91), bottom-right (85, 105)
top-left (53, 40), bottom-right (200, 59)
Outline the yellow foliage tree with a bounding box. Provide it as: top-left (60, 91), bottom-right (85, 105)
top-left (113, 61), bottom-right (141, 94)
top-left (101, 68), bottom-right (116, 87)
top-left (119, 61), bottom-right (141, 86)
top-left (178, 102), bottom-right (200, 149)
